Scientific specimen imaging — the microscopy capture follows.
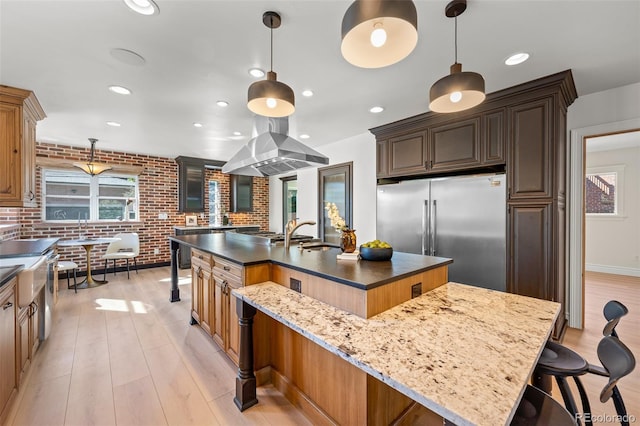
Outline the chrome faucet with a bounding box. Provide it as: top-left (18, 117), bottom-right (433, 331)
top-left (284, 219), bottom-right (316, 250)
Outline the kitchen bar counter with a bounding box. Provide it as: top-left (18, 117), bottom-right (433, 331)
top-left (233, 281), bottom-right (560, 426)
top-left (173, 224), bottom-right (260, 232)
top-left (169, 233), bottom-right (451, 290)
top-left (0, 238), bottom-right (59, 258)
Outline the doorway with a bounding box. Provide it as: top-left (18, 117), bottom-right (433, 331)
top-left (568, 119), bottom-right (640, 328)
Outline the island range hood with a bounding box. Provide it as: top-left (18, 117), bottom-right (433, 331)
top-left (222, 116), bottom-right (329, 176)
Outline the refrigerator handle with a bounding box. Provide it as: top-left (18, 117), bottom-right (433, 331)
top-left (422, 200), bottom-right (429, 255)
top-left (431, 200), bottom-right (437, 256)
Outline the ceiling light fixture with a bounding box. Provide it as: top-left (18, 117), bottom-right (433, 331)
top-left (233, 131), bottom-right (242, 136)
top-left (73, 138), bottom-right (112, 176)
top-left (106, 121), bottom-right (121, 127)
top-left (299, 134), bottom-right (310, 139)
top-left (248, 68), bottom-right (265, 78)
top-left (108, 85), bottom-right (132, 95)
top-left (216, 100), bottom-right (229, 107)
top-left (369, 106), bottom-right (384, 113)
top-left (505, 52), bottom-right (530, 66)
top-left (247, 11), bottom-right (295, 118)
top-left (429, 0), bottom-right (485, 113)
top-left (302, 90), bottom-right (314, 97)
top-left (193, 123), bottom-right (203, 128)
top-left (341, 0), bottom-right (418, 68)
top-left (123, 0), bottom-right (159, 16)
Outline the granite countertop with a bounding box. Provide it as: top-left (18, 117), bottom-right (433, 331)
top-left (233, 282), bottom-right (560, 426)
top-left (169, 233), bottom-right (452, 290)
top-left (0, 238), bottom-right (59, 259)
top-left (0, 265), bottom-right (23, 289)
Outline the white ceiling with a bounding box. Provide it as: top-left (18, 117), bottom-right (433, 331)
top-left (586, 130), bottom-right (640, 153)
top-left (2, 0), bottom-right (639, 162)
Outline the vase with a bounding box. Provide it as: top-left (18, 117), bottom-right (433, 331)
top-left (340, 229), bottom-right (357, 253)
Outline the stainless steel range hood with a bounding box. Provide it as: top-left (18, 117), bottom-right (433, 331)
top-left (222, 116), bottom-right (329, 176)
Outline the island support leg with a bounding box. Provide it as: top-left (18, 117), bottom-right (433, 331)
top-left (234, 299), bottom-right (258, 412)
top-left (170, 240), bottom-right (180, 303)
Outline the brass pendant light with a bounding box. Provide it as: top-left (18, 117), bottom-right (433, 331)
top-left (429, 0), bottom-right (485, 113)
top-left (341, 0), bottom-right (418, 68)
top-left (73, 138), bottom-right (112, 176)
top-left (247, 11), bottom-right (295, 117)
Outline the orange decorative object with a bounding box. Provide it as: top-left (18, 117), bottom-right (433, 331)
top-left (340, 229), bottom-right (357, 253)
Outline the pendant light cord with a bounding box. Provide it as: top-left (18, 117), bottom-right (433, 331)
top-left (454, 12), bottom-right (458, 64)
top-left (270, 16), bottom-right (274, 72)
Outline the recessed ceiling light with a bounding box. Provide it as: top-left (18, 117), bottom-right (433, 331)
top-left (110, 48), bottom-right (146, 66)
top-left (505, 52), bottom-right (530, 66)
top-left (369, 106), bottom-right (384, 113)
top-left (248, 68), bottom-right (265, 78)
top-left (106, 121), bottom-right (121, 127)
top-left (108, 85), bottom-right (132, 95)
top-left (123, 0), bottom-right (159, 16)
top-left (302, 90), bottom-right (314, 97)
top-left (299, 134), bottom-right (310, 139)
top-left (233, 131), bottom-right (242, 136)
top-left (216, 100), bottom-right (229, 107)
top-left (193, 122), bottom-right (203, 128)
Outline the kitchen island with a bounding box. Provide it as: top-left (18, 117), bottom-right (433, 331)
top-left (167, 233), bottom-right (558, 425)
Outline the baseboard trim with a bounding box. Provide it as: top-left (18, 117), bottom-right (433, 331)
top-left (585, 264), bottom-right (640, 278)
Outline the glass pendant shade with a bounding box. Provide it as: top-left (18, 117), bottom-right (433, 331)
top-left (429, 63), bottom-right (485, 113)
top-left (73, 138), bottom-right (112, 176)
top-left (247, 71), bottom-right (295, 117)
top-left (341, 0), bottom-right (418, 68)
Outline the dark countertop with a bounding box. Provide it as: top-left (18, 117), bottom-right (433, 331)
top-left (0, 265), bottom-right (23, 289)
top-left (173, 224), bottom-right (260, 231)
top-left (169, 233), bottom-right (452, 290)
top-left (0, 238), bottom-right (59, 258)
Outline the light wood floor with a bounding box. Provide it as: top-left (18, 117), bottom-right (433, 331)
top-left (5, 268), bottom-right (638, 425)
top-left (5, 267), bottom-right (312, 426)
top-left (560, 271), bottom-right (639, 420)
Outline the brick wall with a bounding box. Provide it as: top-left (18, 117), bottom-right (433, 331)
top-left (1, 142), bottom-right (268, 272)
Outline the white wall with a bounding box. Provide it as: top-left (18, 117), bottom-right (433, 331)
top-left (568, 82), bottom-right (640, 130)
top-left (269, 132), bottom-right (377, 244)
top-left (585, 146), bottom-right (640, 275)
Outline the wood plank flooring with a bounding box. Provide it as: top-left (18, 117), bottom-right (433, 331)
top-left (5, 267), bottom-right (312, 426)
top-left (5, 267), bottom-right (638, 425)
top-left (559, 271), bottom-right (639, 421)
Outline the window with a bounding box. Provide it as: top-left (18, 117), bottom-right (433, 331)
top-left (43, 169), bottom-right (139, 222)
top-left (208, 180), bottom-right (220, 225)
top-left (318, 162), bottom-right (353, 244)
top-left (585, 165), bottom-right (624, 217)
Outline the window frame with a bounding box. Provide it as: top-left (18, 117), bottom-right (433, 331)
top-left (42, 167), bottom-right (140, 223)
top-left (585, 164), bottom-right (625, 218)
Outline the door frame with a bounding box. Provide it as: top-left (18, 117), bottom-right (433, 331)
top-left (567, 118), bottom-right (640, 329)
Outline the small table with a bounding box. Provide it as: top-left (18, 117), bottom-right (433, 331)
top-left (57, 238), bottom-right (119, 288)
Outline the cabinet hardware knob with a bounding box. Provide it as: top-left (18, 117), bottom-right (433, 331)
top-left (223, 266), bottom-right (230, 271)
top-left (29, 190), bottom-right (35, 200)
top-left (13, 149), bottom-right (18, 154)
top-left (2, 302), bottom-right (13, 310)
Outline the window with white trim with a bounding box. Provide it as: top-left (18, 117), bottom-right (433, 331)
top-left (585, 165), bottom-right (624, 217)
top-left (43, 169), bottom-right (139, 222)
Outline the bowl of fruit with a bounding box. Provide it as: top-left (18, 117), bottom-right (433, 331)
top-left (359, 240), bottom-right (393, 261)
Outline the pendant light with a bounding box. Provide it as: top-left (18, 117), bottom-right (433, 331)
top-left (429, 0), bottom-right (485, 113)
top-left (73, 138), bottom-right (112, 176)
top-left (341, 0), bottom-right (418, 68)
top-left (247, 11), bottom-right (295, 118)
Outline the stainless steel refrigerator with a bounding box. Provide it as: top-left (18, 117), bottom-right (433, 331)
top-left (376, 174), bottom-right (506, 291)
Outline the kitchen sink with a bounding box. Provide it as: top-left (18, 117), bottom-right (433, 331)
top-left (0, 255), bottom-right (47, 307)
top-left (299, 242), bottom-right (340, 251)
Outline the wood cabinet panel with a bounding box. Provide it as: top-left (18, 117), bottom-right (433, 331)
top-left (388, 132), bottom-right (426, 176)
top-left (17, 308), bottom-right (29, 383)
top-left (427, 117), bottom-right (480, 172)
top-left (508, 97), bottom-right (552, 199)
top-left (212, 276), bottom-right (225, 349)
top-left (376, 140), bottom-right (388, 178)
top-left (483, 109), bottom-right (506, 164)
top-left (230, 175), bottom-right (253, 212)
top-left (0, 278), bottom-right (16, 422)
top-left (507, 202), bottom-right (551, 300)
top-left (0, 86), bottom-right (45, 207)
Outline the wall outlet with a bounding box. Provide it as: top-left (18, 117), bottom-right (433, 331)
top-left (290, 278), bottom-right (302, 293)
top-left (158, 213), bottom-right (168, 220)
top-left (154, 248), bottom-right (160, 255)
top-left (411, 282), bottom-right (422, 299)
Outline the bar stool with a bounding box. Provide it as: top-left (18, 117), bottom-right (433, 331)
top-left (58, 260), bottom-right (78, 293)
top-left (511, 385), bottom-right (577, 425)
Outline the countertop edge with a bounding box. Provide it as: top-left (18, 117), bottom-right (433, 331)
top-left (0, 265), bottom-right (24, 288)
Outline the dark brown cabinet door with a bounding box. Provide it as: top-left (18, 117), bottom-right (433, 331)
top-left (376, 140), bottom-right (389, 178)
top-left (506, 202), bottom-right (551, 300)
top-left (508, 98), bottom-right (553, 200)
top-left (388, 131), bottom-right (426, 177)
top-left (230, 175), bottom-right (253, 212)
top-left (427, 117), bottom-right (480, 173)
top-left (482, 109), bottom-right (506, 165)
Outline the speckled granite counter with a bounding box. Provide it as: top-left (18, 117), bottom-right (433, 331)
top-left (169, 233), bottom-right (451, 290)
top-left (233, 282), bottom-right (560, 426)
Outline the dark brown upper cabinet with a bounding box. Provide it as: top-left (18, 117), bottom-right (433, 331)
top-left (230, 174), bottom-right (253, 212)
top-left (427, 117), bottom-right (481, 173)
top-left (176, 156), bottom-right (225, 213)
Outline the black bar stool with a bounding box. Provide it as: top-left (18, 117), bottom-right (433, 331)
top-left (511, 385), bottom-right (577, 425)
